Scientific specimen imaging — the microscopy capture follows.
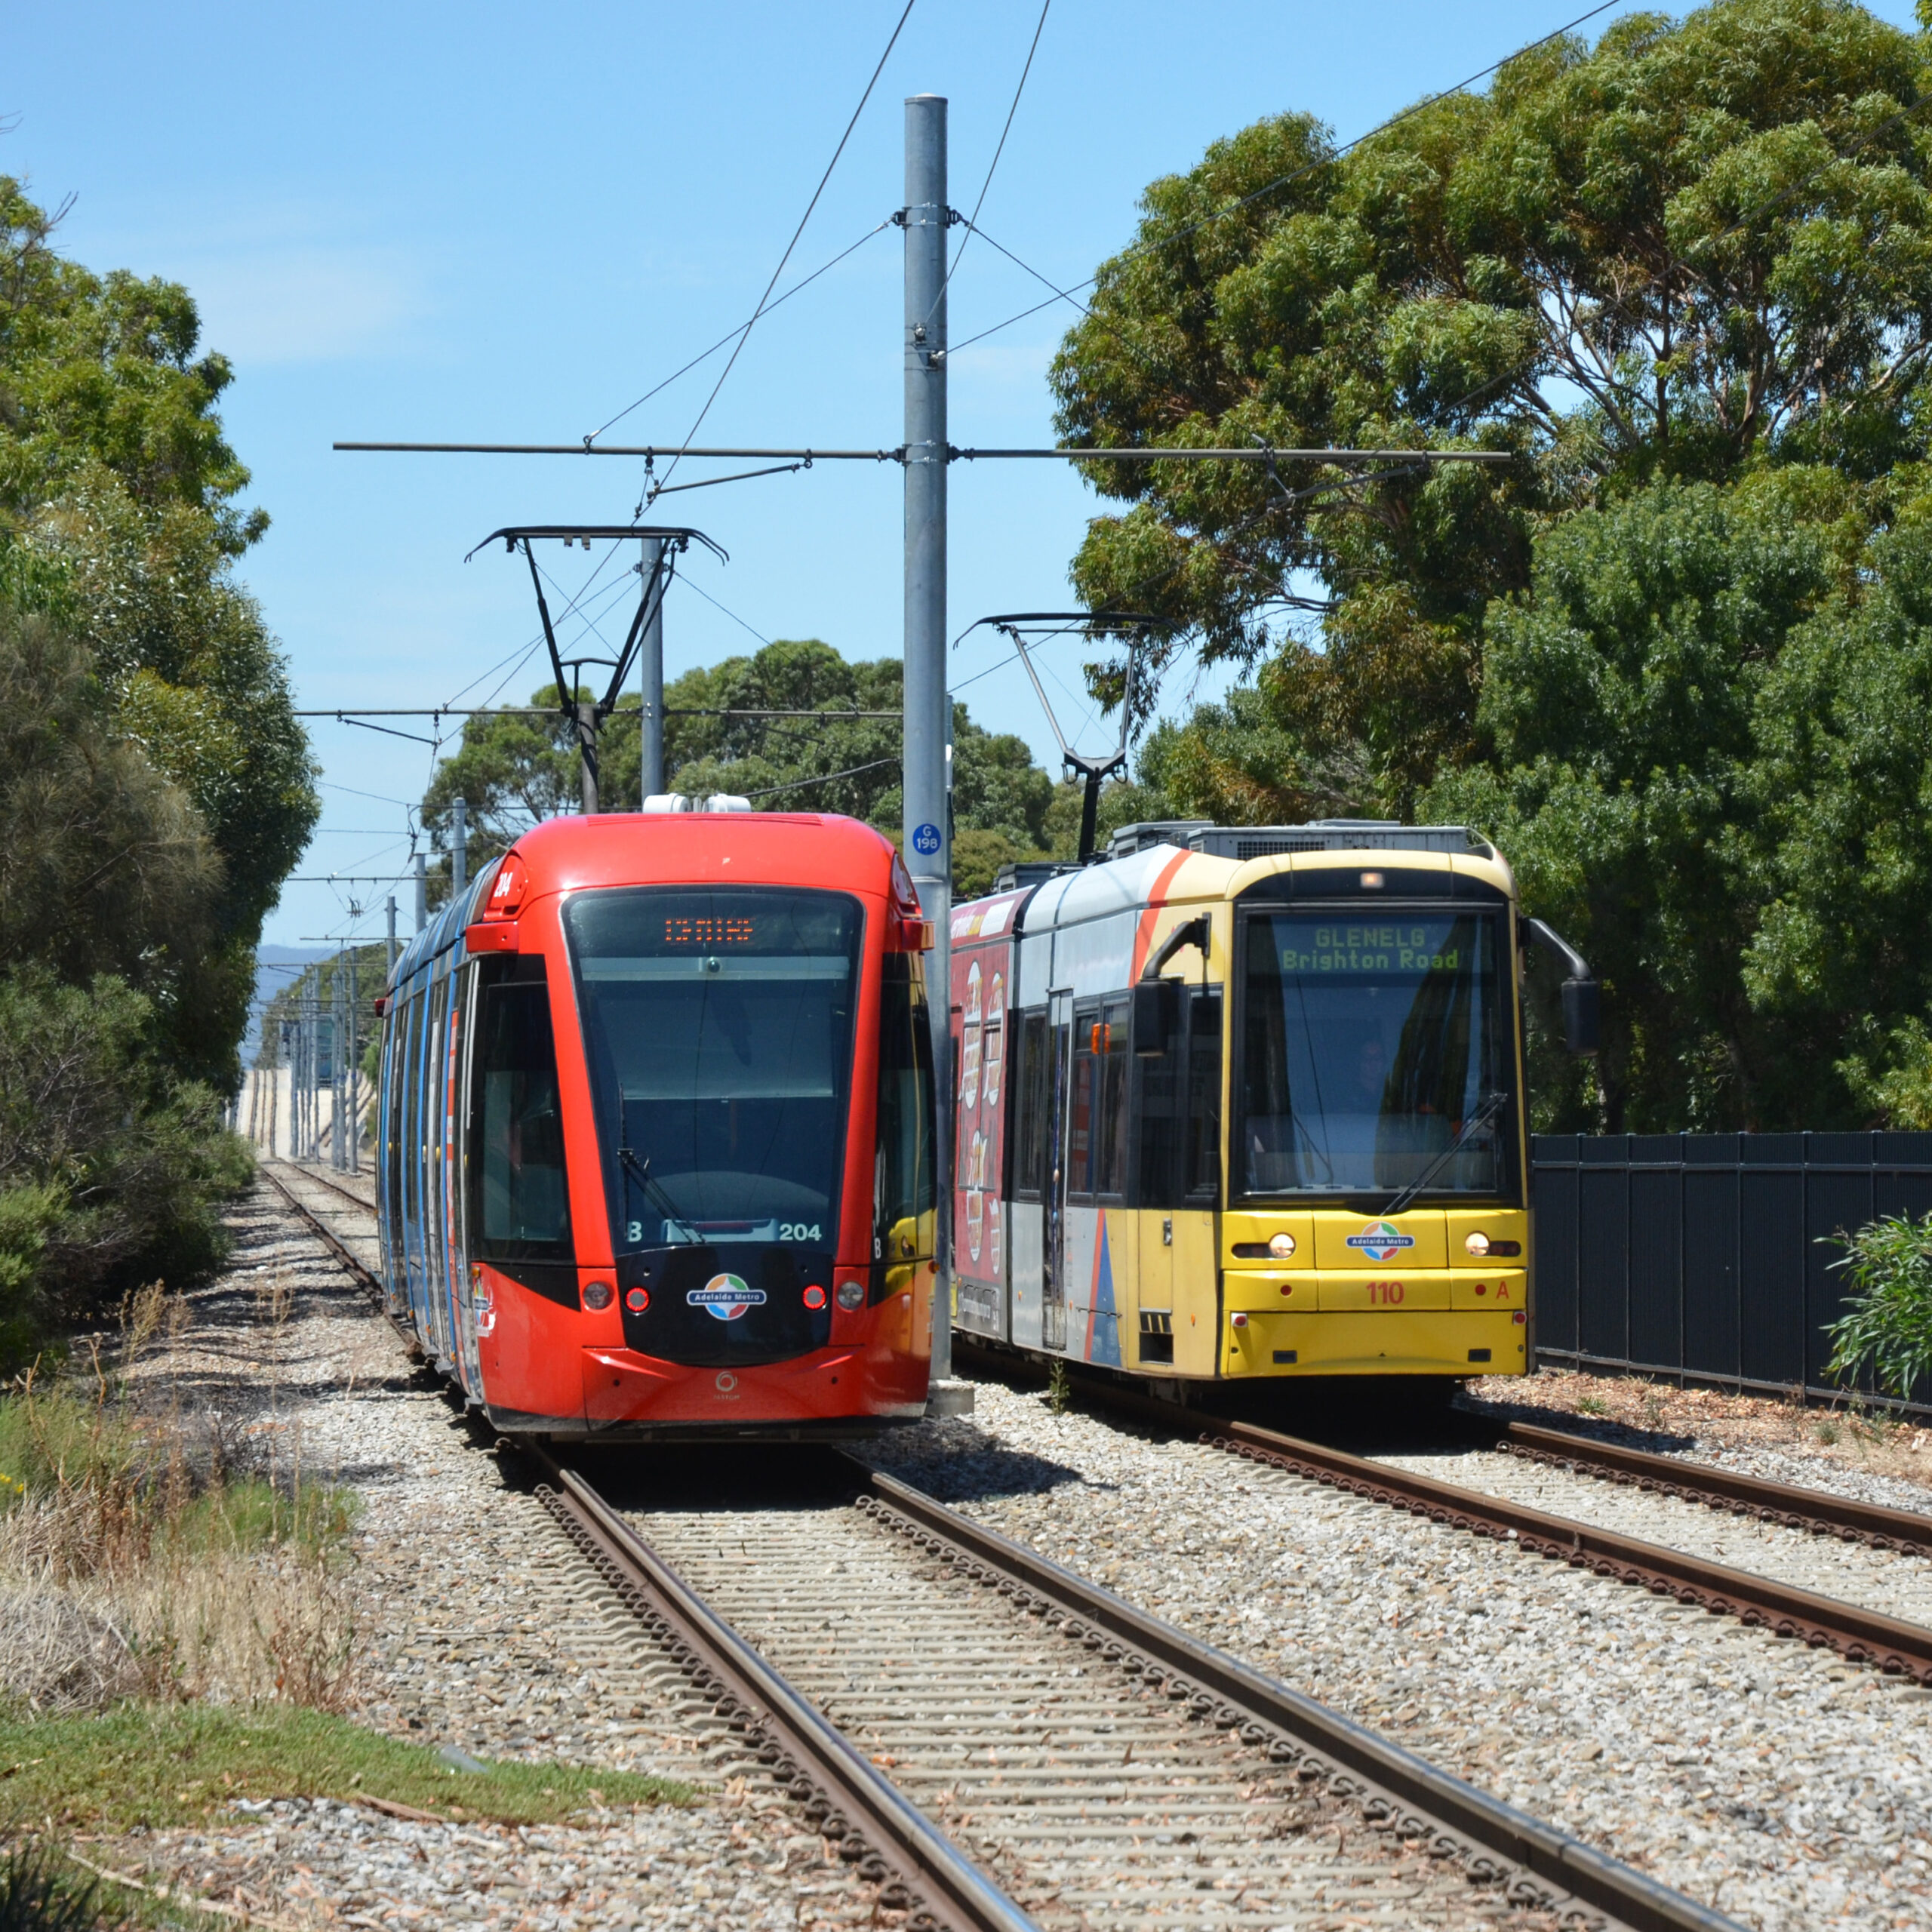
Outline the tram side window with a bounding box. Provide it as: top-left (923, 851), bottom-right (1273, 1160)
top-left (1011, 1010), bottom-right (1049, 1199)
top-left (874, 953), bottom-right (937, 1272)
top-left (400, 991), bottom-right (423, 1252)
top-left (471, 963), bottom-right (573, 1262)
top-left (1134, 986), bottom-right (1183, 1204)
top-left (1093, 1001), bottom-right (1130, 1198)
top-left (384, 998), bottom-right (411, 1244)
top-left (1183, 989), bottom-right (1223, 1201)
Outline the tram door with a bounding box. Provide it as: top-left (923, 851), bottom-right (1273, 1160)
top-left (1042, 989), bottom-right (1073, 1352)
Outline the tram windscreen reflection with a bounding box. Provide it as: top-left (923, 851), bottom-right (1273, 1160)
top-left (1238, 911), bottom-right (1508, 1198)
top-left (566, 888), bottom-right (862, 1252)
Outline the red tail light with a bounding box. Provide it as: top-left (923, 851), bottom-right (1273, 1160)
top-left (625, 1285), bottom-right (650, 1312)
top-left (802, 1284), bottom-right (827, 1310)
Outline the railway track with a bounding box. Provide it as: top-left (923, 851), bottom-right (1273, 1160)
top-left (539, 1451), bottom-right (1737, 1932)
top-left (1492, 1416), bottom-right (1932, 1554)
top-left (254, 1164), bottom-right (1738, 1932)
top-left (952, 1342), bottom-right (1932, 1685)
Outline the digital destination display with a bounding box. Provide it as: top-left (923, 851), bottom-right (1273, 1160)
top-left (663, 916), bottom-right (757, 947)
top-left (1278, 923), bottom-right (1463, 974)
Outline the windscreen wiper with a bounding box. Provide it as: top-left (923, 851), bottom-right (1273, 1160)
top-left (1382, 1089), bottom-right (1509, 1218)
top-left (619, 1146), bottom-right (702, 1244)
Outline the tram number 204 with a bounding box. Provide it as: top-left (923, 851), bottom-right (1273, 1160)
top-left (1367, 1280), bottom-right (1406, 1305)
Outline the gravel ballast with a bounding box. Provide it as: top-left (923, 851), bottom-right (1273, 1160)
top-left (863, 1377), bottom-right (1932, 1932)
top-left (97, 1182), bottom-right (897, 1932)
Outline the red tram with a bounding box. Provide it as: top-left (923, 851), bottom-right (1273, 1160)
top-left (374, 808), bottom-right (940, 1438)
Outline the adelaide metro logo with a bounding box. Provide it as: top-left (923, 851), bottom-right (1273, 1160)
top-left (1346, 1220), bottom-right (1415, 1263)
top-left (687, 1273), bottom-right (767, 1321)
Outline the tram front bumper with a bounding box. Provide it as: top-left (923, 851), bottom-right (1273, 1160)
top-left (1220, 1306), bottom-right (1529, 1377)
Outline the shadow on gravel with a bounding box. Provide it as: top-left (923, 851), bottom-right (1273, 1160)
top-left (1451, 1387), bottom-right (1699, 1457)
top-left (868, 1420), bottom-right (1100, 1506)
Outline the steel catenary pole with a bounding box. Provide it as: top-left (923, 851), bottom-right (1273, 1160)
top-left (903, 93), bottom-right (952, 1382)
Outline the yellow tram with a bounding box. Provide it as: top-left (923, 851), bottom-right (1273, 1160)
top-left (945, 821), bottom-right (1595, 1388)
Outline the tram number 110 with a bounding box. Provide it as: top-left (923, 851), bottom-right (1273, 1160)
top-left (1367, 1280), bottom-right (1405, 1305)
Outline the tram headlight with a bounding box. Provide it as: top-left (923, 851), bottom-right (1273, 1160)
top-left (1465, 1230), bottom-right (1521, 1257)
top-left (1268, 1232), bottom-right (1296, 1259)
top-left (583, 1280), bottom-right (614, 1311)
top-left (835, 1280), bottom-right (865, 1311)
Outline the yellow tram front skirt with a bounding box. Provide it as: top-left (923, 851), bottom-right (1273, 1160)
top-left (1220, 1297), bottom-right (1529, 1378)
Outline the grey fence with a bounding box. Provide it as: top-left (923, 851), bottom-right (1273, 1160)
top-left (1531, 1133), bottom-right (1932, 1417)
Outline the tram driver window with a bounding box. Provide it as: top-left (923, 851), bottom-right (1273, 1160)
top-left (472, 967), bottom-right (573, 1261)
top-left (1182, 989), bottom-right (1222, 1201)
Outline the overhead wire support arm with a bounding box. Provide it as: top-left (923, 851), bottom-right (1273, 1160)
top-left (339, 440), bottom-right (1510, 466)
top-left (341, 442), bottom-right (903, 460)
top-left (965, 611), bottom-right (1173, 864)
top-left (949, 446), bottom-right (1514, 463)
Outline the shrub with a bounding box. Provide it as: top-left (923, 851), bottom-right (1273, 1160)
top-left (1823, 1212), bottom-right (1932, 1400)
top-left (0, 1842), bottom-right (113, 1932)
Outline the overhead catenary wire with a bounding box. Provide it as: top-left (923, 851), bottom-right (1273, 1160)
top-left (585, 221), bottom-right (893, 448)
top-left (743, 755), bottom-right (901, 801)
top-left (951, 217), bottom-right (1088, 325)
top-left (920, 0), bottom-right (1052, 334)
top-left (943, 0), bottom-right (1626, 363)
top-left (642, 0), bottom-right (920, 507)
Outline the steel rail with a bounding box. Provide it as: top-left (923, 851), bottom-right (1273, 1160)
top-left (1494, 1418), bottom-right (1932, 1555)
top-left (952, 1340), bottom-right (1932, 1683)
top-left (1211, 1417), bottom-right (1932, 1684)
top-left (251, 1188), bottom-right (1734, 1930)
top-left (532, 1461), bottom-right (1039, 1932)
top-left (278, 1160), bottom-right (380, 1220)
top-left (857, 1466), bottom-right (1740, 1932)
top-left (256, 1161), bottom-right (418, 1357)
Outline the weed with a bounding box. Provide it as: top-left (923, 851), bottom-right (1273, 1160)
top-left (0, 1300), bottom-right (360, 1712)
top-left (1639, 1386), bottom-right (1668, 1431)
top-left (1814, 1417), bottom-right (1843, 1446)
top-left (1823, 1213), bottom-right (1932, 1399)
top-left (0, 1841), bottom-right (114, 1932)
top-left (0, 1703), bottom-right (694, 1831)
top-left (1574, 1394), bottom-right (1610, 1417)
top-left (1046, 1359), bottom-right (1072, 1417)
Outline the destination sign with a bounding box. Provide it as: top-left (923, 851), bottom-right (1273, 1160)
top-left (663, 916), bottom-right (757, 946)
top-left (1276, 923), bottom-right (1463, 975)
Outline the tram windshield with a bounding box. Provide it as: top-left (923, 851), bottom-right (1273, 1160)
top-left (565, 888), bottom-right (863, 1254)
top-left (1238, 909), bottom-right (1511, 1200)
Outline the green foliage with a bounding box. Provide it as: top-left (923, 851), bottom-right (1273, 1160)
top-left (0, 968), bottom-right (249, 1356)
top-left (0, 1704), bottom-right (693, 1832)
top-left (1414, 466), bottom-right (1932, 1129)
top-left (0, 180), bottom-right (300, 1352)
top-left (1051, 0), bottom-right (1932, 812)
top-left (0, 607), bottom-right (222, 993)
top-left (1823, 1211), bottom-right (1932, 1398)
top-left (420, 638), bottom-right (1059, 899)
top-left (0, 180), bottom-right (317, 1092)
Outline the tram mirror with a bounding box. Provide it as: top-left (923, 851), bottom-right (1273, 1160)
top-left (1562, 978), bottom-right (1600, 1058)
top-left (1133, 978), bottom-right (1179, 1055)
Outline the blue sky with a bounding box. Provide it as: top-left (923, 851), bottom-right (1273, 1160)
top-left (13, 0), bottom-right (1919, 950)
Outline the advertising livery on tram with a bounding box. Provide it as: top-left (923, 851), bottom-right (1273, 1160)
top-left (946, 820), bottom-right (1596, 1389)
top-left (374, 804), bottom-right (940, 1438)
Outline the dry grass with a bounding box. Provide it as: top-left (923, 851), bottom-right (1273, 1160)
top-left (0, 1281), bottom-right (361, 1715)
top-left (1469, 1364), bottom-right (1932, 1487)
